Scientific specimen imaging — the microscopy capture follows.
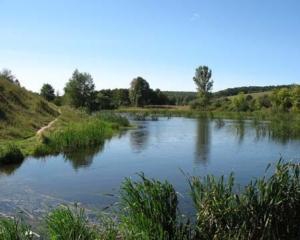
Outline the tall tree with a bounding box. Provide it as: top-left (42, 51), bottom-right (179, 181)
top-left (129, 77), bottom-right (150, 107)
top-left (193, 66), bottom-right (213, 107)
top-left (40, 83), bottom-right (55, 101)
top-left (64, 69), bottom-right (95, 109)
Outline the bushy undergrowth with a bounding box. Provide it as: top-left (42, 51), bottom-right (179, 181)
top-left (0, 144), bottom-right (24, 165)
top-left (0, 161), bottom-right (299, 239)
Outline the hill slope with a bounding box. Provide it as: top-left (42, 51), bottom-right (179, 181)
top-left (0, 77), bottom-right (59, 141)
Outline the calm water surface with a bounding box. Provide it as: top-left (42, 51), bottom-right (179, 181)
top-left (0, 117), bottom-right (299, 218)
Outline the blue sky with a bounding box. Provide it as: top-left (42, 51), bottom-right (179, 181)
top-left (0, 0), bottom-right (299, 93)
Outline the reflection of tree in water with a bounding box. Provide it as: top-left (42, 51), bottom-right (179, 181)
top-left (63, 144), bottom-right (104, 170)
top-left (233, 119), bottom-right (245, 144)
top-left (130, 127), bottom-right (149, 152)
top-left (214, 118), bottom-right (225, 129)
top-left (0, 162), bottom-right (23, 176)
top-left (195, 118), bottom-right (211, 164)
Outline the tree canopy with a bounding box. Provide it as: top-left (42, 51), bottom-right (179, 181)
top-left (64, 69), bottom-right (95, 109)
top-left (40, 83), bottom-right (55, 101)
top-left (193, 66), bottom-right (214, 108)
top-left (129, 77), bottom-right (151, 107)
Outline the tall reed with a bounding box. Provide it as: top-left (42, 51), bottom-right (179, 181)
top-left (119, 173), bottom-right (192, 240)
top-left (188, 160), bottom-right (300, 239)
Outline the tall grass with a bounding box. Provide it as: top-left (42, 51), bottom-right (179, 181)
top-left (45, 206), bottom-right (97, 240)
top-left (0, 217), bottom-right (33, 240)
top-left (188, 160), bottom-right (300, 239)
top-left (119, 173), bottom-right (192, 240)
top-left (34, 112), bottom-right (129, 156)
top-left (1, 161), bottom-right (299, 239)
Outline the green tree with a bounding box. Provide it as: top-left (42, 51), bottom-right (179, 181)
top-left (64, 70), bottom-right (95, 109)
top-left (271, 88), bottom-right (292, 112)
top-left (232, 92), bottom-right (249, 111)
top-left (193, 66), bottom-right (214, 108)
top-left (40, 83), bottom-right (55, 101)
top-left (129, 77), bottom-right (150, 107)
top-left (291, 86), bottom-right (300, 111)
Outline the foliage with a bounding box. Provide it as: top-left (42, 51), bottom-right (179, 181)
top-left (231, 92), bottom-right (249, 111)
top-left (0, 217), bottom-right (34, 240)
top-left (64, 69), bottom-right (95, 109)
top-left (0, 68), bottom-right (20, 85)
top-left (46, 206), bottom-right (97, 240)
top-left (271, 88), bottom-right (293, 112)
top-left (0, 144), bottom-right (24, 165)
top-left (120, 173), bottom-right (192, 240)
top-left (34, 112), bottom-right (129, 156)
top-left (189, 160), bottom-right (300, 239)
top-left (129, 77), bottom-right (151, 107)
top-left (40, 83), bottom-right (55, 101)
top-left (193, 66), bottom-right (213, 109)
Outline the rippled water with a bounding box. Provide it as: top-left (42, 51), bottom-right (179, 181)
top-left (0, 117), bottom-right (299, 220)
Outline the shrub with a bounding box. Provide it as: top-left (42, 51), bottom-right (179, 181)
top-left (0, 144), bottom-right (24, 165)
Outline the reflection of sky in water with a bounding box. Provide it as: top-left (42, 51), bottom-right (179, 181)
top-left (0, 117), bottom-right (299, 219)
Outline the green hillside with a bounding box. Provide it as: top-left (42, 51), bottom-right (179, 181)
top-left (0, 76), bottom-right (59, 142)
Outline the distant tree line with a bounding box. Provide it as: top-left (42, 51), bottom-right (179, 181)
top-left (3, 67), bottom-right (298, 113)
top-left (213, 85), bottom-right (294, 98)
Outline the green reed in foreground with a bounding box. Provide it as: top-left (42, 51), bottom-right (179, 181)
top-left (189, 160), bottom-right (300, 239)
top-left (46, 206), bottom-right (97, 240)
top-left (119, 173), bottom-right (192, 240)
top-left (0, 217), bottom-right (33, 240)
top-left (0, 160), bottom-right (299, 239)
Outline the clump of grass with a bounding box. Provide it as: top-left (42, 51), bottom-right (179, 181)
top-left (34, 112), bottom-right (130, 156)
top-left (0, 217), bottom-right (34, 240)
top-left (96, 111), bottom-right (130, 127)
top-left (34, 119), bottom-right (113, 156)
top-left (119, 173), bottom-right (192, 240)
top-left (0, 144), bottom-right (24, 165)
top-left (188, 160), bottom-right (300, 239)
top-left (46, 205), bottom-right (97, 240)
top-left (97, 213), bottom-right (119, 240)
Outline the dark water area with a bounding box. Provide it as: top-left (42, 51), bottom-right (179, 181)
top-left (0, 117), bottom-right (299, 220)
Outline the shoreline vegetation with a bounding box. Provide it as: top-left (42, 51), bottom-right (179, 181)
top-left (0, 107), bottom-right (130, 165)
top-left (0, 160), bottom-right (299, 239)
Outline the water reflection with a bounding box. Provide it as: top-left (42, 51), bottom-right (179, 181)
top-left (195, 118), bottom-right (211, 164)
top-left (0, 162), bottom-right (23, 176)
top-left (63, 144), bottom-right (104, 170)
top-left (130, 126), bottom-right (149, 152)
top-left (234, 119), bottom-right (245, 143)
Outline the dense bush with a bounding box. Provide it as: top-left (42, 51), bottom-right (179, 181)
top-left (0, 144), bottom-right (24, 165)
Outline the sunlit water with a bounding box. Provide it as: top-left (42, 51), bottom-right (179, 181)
top-left (0, 117), bottom-right (299, 220)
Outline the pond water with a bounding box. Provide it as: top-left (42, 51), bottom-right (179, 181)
top-left (0, 117), bottom-right (299, 220)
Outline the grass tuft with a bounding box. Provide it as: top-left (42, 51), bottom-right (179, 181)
top-left (0, 144), bottom-right (24, 165)
top-left (46, 205), bottom-right (97, 240)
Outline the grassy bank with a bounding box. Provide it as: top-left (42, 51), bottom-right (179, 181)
top-left (117, 106), bottom-right (279, 120)
top-left (0, 107), bottom-right (130, 162)
top-left (1, 160), bottom-right (299, 239)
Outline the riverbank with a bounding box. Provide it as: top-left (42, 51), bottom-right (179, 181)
top-left (0, 107), bottom-right (130, 164)
top-left (1, 160), bottom-right (299, 239)
top-left (117, 106), bottom-right (300, 120)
